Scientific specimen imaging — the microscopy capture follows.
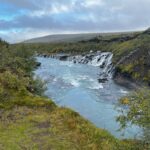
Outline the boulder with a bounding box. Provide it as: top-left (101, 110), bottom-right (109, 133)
top-left (59, 55), bottom-right (69, 61)
top-left (100, 62), bottom-right (106, 69)
top-left (36, 62), bottom-right (41, 67)
top-left (98, 78), bottom-right (108, 83)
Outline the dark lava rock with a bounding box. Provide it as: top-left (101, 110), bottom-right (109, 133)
top-left (100, 62), bottom-right (106, 69)
top-left (88, 55), bottom-right (94, 61)
top-left (59, 55), bottom-right (69, 61)
top-left (73, 60), bottom-right (76, 63)
top-left (98, 78), bottom-right (108, 83)
top-left (43, 54), bottom-right (47, 58)
top-left (36, 62), bottom-right (41, 67)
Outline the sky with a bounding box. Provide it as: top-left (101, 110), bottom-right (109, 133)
top-left (0, 0), bottom-right (150, 43)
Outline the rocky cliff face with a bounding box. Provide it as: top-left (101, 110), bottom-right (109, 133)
top-left (114, 47), bottom-right (150, 87)
top-left (112, 28), bottom-right (150, 88)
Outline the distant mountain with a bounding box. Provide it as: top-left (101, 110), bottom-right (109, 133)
top-left (23, 33), bottom-right (102, 43)
top-left (23, 32), bottom-right (136, 43)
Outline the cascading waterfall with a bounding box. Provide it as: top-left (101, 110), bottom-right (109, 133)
top-left (45, 51), bottom-right (114, 82)
top-left (89, 52), bottom-right (113, 78)
top-left (67, 51), bottom-right (114, 80)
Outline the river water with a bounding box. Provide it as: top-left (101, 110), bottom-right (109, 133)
top-left (35, 57), bottom-right (141, 139)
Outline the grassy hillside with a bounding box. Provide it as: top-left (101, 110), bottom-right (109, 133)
top-left (24, 33), bottom-right (101, 43)
top-left (1, 95), bottom-right (143, 149)
top-left (0, 39), bottom-right (144, 149)
top-left (23, 31), bottom-right (139, 44)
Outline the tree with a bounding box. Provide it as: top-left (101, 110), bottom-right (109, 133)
top-left (116, 88), bottom-right (150, 146)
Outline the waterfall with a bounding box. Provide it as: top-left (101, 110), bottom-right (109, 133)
top-left (45, 51), bottom-right (114, 82)
top-left (68, 51), bottom-right (114, 80)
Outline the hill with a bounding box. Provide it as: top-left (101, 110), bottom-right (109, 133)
top-left (23, 31), bottom-right (139, 43)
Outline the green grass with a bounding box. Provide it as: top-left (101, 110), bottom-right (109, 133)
top-left (0, 95), bottom-right (142, 150)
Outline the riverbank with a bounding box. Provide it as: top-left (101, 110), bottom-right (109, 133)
top-left (1, 93), bottom-right (142, 150)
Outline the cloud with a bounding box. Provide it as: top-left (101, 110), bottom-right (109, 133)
top-left (0, 0), bottom-right (150, 43)
top-left (83, 0), bottom-right (105, 7)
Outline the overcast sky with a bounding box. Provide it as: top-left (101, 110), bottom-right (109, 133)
top-left (0, 0), bottom-right (150, 43)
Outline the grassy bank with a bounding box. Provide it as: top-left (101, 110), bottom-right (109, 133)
top-left (0, 94), bottom-right (140, 150)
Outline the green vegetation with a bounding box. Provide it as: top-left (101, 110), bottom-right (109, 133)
top-left (117, 88), bottom-right (150, 149)
top-left (0, 96), bottom-right (141, 150)
top-left (0, 39), bottom-right (143, 149)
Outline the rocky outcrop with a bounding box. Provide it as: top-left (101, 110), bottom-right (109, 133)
top-left (98, 78), bottom-right (108, 83)
top-left (34, 62), bottom-right (41, 68)
top-left (113, 47), bottom-right (150, 87)
top-left (59, 55), bottom-right (69, 60)
top-left (115, 48), bottom-right (140, 67)
top-left (37, 53), bottom-right (70, 60)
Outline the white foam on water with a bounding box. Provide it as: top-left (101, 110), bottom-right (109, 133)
top-left (63, 76), bottom-right (80, 87)
top-left (71, 80), bottom-right (80, 87)
top-left (89, 82), bottom-right (103, 90)
top-left (89, 55), bottom-right (105, 67)
top-left (53, 78), bottom-right (57, 82)
top-left (60, 61), bottom-right (73, 67)
top-left (120, 89), bottom-right (128, 94)
top-left (77, 75), bottom-right (89, 80)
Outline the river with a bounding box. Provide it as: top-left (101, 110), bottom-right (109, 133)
top-left (35, 56), bottom-right (141, 139)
